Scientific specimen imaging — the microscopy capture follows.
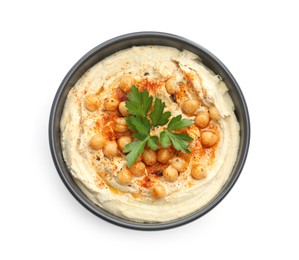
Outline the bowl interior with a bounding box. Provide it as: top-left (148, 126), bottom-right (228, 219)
top-left (49, 32), bottom-right (250, 230)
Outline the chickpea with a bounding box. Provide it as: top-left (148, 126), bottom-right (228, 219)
top-left (84, 94), bottom-right (100, 112)
top-left (89, 134), bottom-right (105, 150)
top-left (201, 131), bottom-right (218, 147)
top-left (209, 105), bottom-right (221, 120)
top-left (129, 161), bottom-right (146, 177)
top-left (116, 117), bottom-right (127, 125)
top-left (157, 149), bottom-right (172, 164)
top-left (163, 165), bottom-right (178, 182)
top-left (117, 168), bottom-right (132, 185)
top-left (117, 136), bottom-right (132, 152)
top-left (142, 149), bottom-right (157, 166)
top-left (191, 165), bottom-right (207, 180)
top-left (119, 75), bottom-right (135, 93)
top-left (151, 184), bottom-right (166, 199)
top-left (181, 100), bottom-right (200, 115)
top-left (165, 77), bottom-right (177, 94)
top-left (114, 124), bottom-right (127, 133)
top-left (195, 111), bottom-right (210, 128)
top-left (136, 154), bottom-right (142, 162)
top-left (170, 157), bottom-right (188, 172)
top-left (114, 117), bottom-right (128, 133)
top-left (118, 101), bottom-right (129, 116)
top-left (103, 141), bottom-right (118, 158)
top-left (104, 97), bottom-right (119, 111)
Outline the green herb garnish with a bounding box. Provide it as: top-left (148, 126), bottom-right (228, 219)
top-left (125, 86), bottom-right (153, 118)
top-left (124, 86), bottom-right (194, 167)
top-left (160, 115), bottom-right (194, 153)
top-left (149, 98), bottom-right (171, 127)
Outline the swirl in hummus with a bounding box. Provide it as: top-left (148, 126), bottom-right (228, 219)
top-left (60, 46), bottom-right (240, 222)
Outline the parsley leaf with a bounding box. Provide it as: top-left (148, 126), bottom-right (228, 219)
top-left (168, 133), bottom-right (192, 153)
top-left (160, 130), bottom-right (193, 153)
top-left (147, 136), bottom-right (159, 150)
top-left (125, 117), bottom-right (136, 131)
top-left (149, 98), bottom-right (171, 126)
top-left (133, 132), bottom-right (147, 140)
top-left (160, 131), bottom-right (171, 148)
top-left (125, 116), bottom-right (150, 135)
top-left (123, 139), bottom-right (148, 167)
top-left (167, 115), bottom-right (194, 130)
top-left (125, 86), bottom-right (153, 118)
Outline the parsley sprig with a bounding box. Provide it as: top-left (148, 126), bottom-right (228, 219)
top-left (126, 86), bottom-right (153, 118)
top-left (124, 86), bottom-right (194, 167)
top-left (150, 98), bottom-right (171, 126)
top-left (160, 115), bottom-right (194, 153)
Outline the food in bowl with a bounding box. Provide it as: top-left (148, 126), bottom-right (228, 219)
top-left (60, 45), bottom-right (240, 222)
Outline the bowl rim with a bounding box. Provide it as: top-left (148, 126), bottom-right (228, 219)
top-left (49, 31), bottom-right (250, 231)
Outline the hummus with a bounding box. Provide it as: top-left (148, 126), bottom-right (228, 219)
top-left (60, 46), bottom-right (240, 222)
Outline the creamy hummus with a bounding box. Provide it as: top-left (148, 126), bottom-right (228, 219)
top-left (60, 46), bottom-right (240, 222)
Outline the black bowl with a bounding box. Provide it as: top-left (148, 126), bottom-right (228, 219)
top-left (49, 32), bottom-right (250, 230)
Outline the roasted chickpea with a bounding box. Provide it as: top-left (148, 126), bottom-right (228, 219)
top-left (114, 117), bottom-right (128, 133)
top-left (181, 100), bottom-right (199, 115)
top-left (191, 165), bottom-right (207, 180)
top-left (157, 149), bottom-right (172, 164)
top-left (103, 141), bottom-right (118, 158)
top-left (114, 124), bottom-right (127, 133)
top-left (151, 184), bottom-right (166, 199)
top-left (129, 161), bottom-right (146, 177)
top-left (89, 134), bottom-right (105, 150)
top-left (201, 131), bottom-right (218, 147)
top-left (163, 165), bottom-right (178, 182)
top-left (142, 149), bottom-right (157, 166)
top-left (118, 101), bottom-right (129, 116)
top-left (209, 105), bottom-right (221, 120)
top-left (116, 117), bottom-right (126, 125)
top-left (165, 77), bottom-right (177, 94)
top-left (104, 97), bottom-right (119, 111)
top-left (170, 157), bottom-right (188, 172)
top-left (117, 168), bottom-right (132, 185)
top-left (84, 94), bottom-right (100, 112)
top-left (195, 111), bottom-right (210, 128)
top-left (117, 136), bottom-right (132, 152)
top-left (119, 75), bottom-right (135, 93)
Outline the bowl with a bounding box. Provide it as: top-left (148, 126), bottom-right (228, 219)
top-left (49, 32), bottom-right (250, 230)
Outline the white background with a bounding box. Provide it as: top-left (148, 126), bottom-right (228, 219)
top-left (1, 0), bottom-right (298, 259)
